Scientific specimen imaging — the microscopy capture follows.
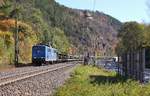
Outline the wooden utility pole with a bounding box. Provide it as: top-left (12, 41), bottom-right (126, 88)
top-left (83, 11), bottom-right (93, 65)
top-left (53, 1), bottom-right (56, 27)
top-left (14, 0), bottom-right (19, 66)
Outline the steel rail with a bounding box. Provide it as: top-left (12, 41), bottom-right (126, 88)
top-left (0, 64), bottom-right (75, 86)
top-left (0, 64), bottom-right (63, 81)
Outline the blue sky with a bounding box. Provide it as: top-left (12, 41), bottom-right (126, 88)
top-left (56, 0), bottom-right (150, 23)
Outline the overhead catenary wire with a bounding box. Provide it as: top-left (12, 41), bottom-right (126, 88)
top-left (93, 0), bottom-right (96, 12)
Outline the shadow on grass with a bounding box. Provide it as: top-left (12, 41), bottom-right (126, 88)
top-left (15, 63), bottom-right (33, 67)
top-left (90, 74), bottom-right (127, 84)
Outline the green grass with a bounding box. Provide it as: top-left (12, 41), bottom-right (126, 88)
top-left (54, 65), bottom-right (150, 96)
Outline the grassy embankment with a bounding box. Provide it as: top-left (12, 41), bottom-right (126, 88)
top-left (54, 65), bottom-right (150, 96)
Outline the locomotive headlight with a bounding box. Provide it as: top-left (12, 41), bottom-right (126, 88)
top-left (34, 57), bottom-right (37, 59)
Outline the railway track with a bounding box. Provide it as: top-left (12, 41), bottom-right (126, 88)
top-left (0, 62), bottom-right (76, 87)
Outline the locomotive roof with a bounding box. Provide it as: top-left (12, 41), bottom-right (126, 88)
top-left (33, 44), bottom-right (57, 50)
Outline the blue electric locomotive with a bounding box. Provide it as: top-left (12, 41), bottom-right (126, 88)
top-left (32, 44), bottom-right (58, 66)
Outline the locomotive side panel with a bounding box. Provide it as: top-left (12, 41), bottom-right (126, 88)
top-left (45, 47), bottom-right (57, 62)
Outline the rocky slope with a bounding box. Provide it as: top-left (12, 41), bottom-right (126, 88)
top-left (0, 0), bottom-right (122, 65)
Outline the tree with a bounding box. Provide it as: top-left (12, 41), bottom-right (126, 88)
top-left (51, 27), bottom-right (70, 54)
top-left (0, 0), bottom-right (12, 18)
top-left (0, 0), bottom-right (5, 7)
top-left (142, 25), bottom-right (150, 47)
top-left (117, 22), bottom-right (144, 54)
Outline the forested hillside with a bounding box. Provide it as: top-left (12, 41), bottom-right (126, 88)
top-left (0, 0), bottom-right (122, 65)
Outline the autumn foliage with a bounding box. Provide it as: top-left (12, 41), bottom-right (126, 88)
top-left (0, 17), bottom-right (37, 65)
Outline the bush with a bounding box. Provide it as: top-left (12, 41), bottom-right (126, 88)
top-left (54, 65), bottom-right (150, 96)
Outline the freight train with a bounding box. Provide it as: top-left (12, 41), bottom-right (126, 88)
top-left (32, 44), bottom-right (79, 66)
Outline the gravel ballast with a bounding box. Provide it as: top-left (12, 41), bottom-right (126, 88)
top-left (0, 64), bottom-right (76, 96)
